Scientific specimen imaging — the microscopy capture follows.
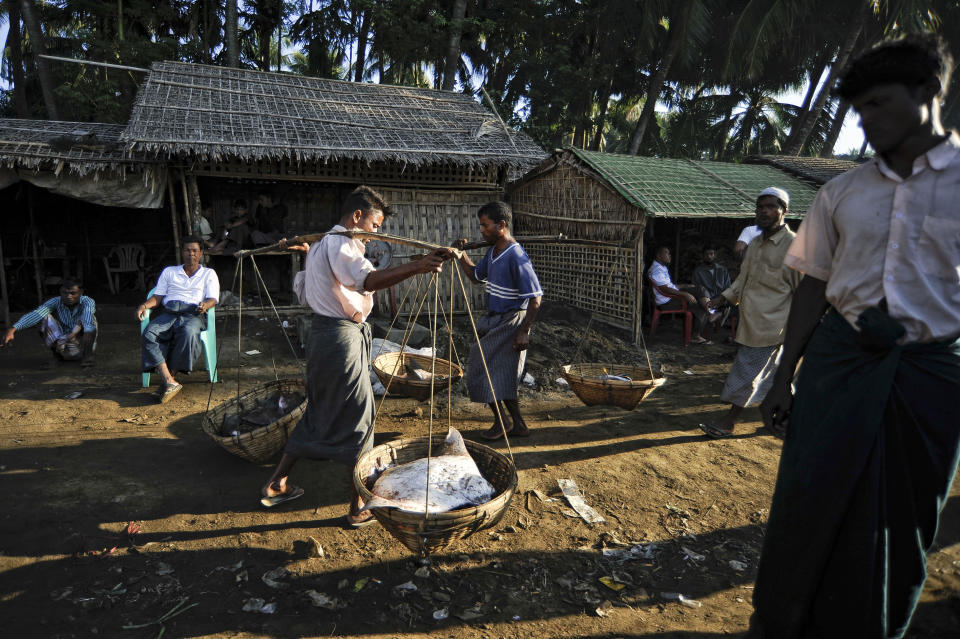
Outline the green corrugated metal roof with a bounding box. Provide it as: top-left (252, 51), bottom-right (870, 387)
top-left (568, 148), bottom-right (819, 219)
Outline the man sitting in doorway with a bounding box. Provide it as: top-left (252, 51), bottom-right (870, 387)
top-left (692, 246), bottom-right (733, 341)
top-left (648, 246), bottom-right (716, 344)
top-left (2, 277), bottom-right (97, 368)
top-left (253, 191), bottom-right (288, 245)
top-left (137, 236), bottom-right (219, 404)
top-left (210, 199), bottom-right (253, 254)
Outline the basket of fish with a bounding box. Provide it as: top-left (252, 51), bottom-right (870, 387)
top-left (372, 352), bottom-right (463, 401)
top-left (353, 427), bottom-right (518, 554)
top-left (560, 363), bottom-right (666, 410)
top-left (201, 378), bottom-right (307, 463)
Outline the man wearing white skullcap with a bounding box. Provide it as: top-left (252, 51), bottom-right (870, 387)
top-left (699, 187), bottom-right (801, 438)
top-left (734, 187), bottom-right (790, 258)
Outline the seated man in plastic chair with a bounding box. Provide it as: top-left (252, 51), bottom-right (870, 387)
top-left (648, 246), bottom-right (716, 344)
top-left (137, 236), bottom-right (220, 404)
top-left (2, 277), bottom-right (97, 368)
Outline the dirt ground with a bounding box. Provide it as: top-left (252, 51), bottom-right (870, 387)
top-left (1, 303), bottom-right (958, 639)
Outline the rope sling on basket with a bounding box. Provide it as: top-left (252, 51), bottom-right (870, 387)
top-left (236, 231), bottom-right (518, 554)
top-left (560, 247), bottom-right (666, 410)
top-left (200, 254), bottom-right (307, 463)
top-left (353, 253), bottom-right (518, 555)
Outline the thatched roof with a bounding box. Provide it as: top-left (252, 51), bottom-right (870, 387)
top-left (522, 148), bottom-right (820, 219)
top-left (744, 154), bottom-right (860, 185)
top-left (123, 61), bottom-right (546, 169)
top-left (0, 118), bottom-right (153, 176)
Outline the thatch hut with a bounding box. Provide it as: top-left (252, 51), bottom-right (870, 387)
top-left (508, 148), bottom-right (835, 341)
top-left (0, 118), bottom-right (168, 323)
top-left (121, 61), bottom-right (546, 311)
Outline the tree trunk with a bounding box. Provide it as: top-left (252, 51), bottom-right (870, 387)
top-left (354, 9), bottom-right (370, 82)
top-left (226, 0), bottom-right (239, 67)
top-left (784, 56), bottom-right (828, 153)
top-left (19, 0), bottom-right (59, 119)
top-left (783, 7), bottom-right (867, 155)
top-left (627, 4), bottom-right (687, 155)
top-left (8, 4), bottom-right (29, 117)
top-left (441, 0), bottom-right (468, 91)
top-left (820, 99), bottom-right (850, 157)
top-left (589, 82), bottom-right (614, 151)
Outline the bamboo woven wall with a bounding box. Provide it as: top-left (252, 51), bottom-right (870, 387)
top-left (374, 187), bottom-right (495, 316)
top-left (524, 242), bottom-right (640, 337)
top-left (509, 159), bottom-right (646, 340)
top-left (510, 160), bottom-right (645, 242)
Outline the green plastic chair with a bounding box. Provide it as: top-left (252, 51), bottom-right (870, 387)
top-left (140, 287), bottom-right (218, 387)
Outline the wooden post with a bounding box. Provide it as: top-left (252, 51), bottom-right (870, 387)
top-left (27, 186), bottom-right (43, 304)
top-left (187, 173), bottom-right (202, 235)
top-left (167, 176), bottom-right (181, 256)
top-left (179, 170), bottom-right (194, 236)
top-left (0, 229), bottom-right (10, 327)
top-left (673, 219), bottom-right (681, 282)
top-left (634, 234), bottom-right (644, 343)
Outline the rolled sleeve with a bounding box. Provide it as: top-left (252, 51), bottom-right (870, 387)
top-left (784, 189), bottom-right (836, 281)
top-left (153, 268), bottom-right (171, 297)
top-left (330, 238), bottom-right (376, 293)
top-left (202, 270), bottom-right (220, 302)
top-left (80, 298), bottom-right (97, 332)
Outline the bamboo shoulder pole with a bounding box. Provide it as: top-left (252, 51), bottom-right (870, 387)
top-left (234, 232), bottom-right (628, 259)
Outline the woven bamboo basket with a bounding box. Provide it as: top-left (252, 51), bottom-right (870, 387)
top-left (201, 378), bottom-right (307, 463)
top-left (353, 434), bottom-right (518, 554)
top-left (372, 352), bottom-right (463, 401)
top-left (560, 363), bottom-right (666, 410)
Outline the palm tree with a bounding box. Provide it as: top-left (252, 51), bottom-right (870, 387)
top-left (19, 0), bottom-right (59, 119)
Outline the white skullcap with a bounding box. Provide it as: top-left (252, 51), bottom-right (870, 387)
top-left (758, 186), bottom-right (789, 206)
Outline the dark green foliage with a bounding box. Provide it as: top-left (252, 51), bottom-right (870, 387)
top-left (2, 0), bottom-right (956, 155)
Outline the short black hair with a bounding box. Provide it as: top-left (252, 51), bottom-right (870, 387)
top-left (182, 235), bottom-right (203, 248)
top-left (232, 199), bottom-right (247, 209)
top-left (655, 246), bottom-right (670, 257)
top-left (837, 32), bottom-right (953, 101)
top-left (477, 201), bottom-right (512, 228)
top-left (60, 277), bottom-right (83, 290)
top-left (702, 245), bottom-right (716, 254)
top-left (341, 186), bottom-right (392, 218)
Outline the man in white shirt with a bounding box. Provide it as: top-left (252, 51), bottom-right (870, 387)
top-left (647, 246), bottom-right (714, 344)
top-left (749, 34), bottom-right (960, 639)
top-left (261, 186), bottom-right (452, 527)
top-left (138, 236), bottom-right (220, 403)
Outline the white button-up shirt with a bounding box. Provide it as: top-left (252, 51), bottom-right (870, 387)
top-left (647, 260), bottom-right (676, 306)
top-left (784, 132), bottom-right (960, 343)
top-left (155, 265), bottom-right (220, 306)
top-left (299, 225), bottom-right (377, 322)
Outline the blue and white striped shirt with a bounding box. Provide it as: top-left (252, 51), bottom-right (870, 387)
top-left (474, 243), bottom-right (543, 313)
top-left (13, 296), bottom-right (96, 332)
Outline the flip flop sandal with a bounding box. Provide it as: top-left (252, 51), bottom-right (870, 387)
top-left (698, 422), bottom-right (733, 439)
top-left (158, 383), bottom-right (183, 404)
top-left (261, 485), bottom-right (304, 508)
top-left (481, 424), bottom-right (512, 441)
top-left (345, 510), bottom-right (377, 528)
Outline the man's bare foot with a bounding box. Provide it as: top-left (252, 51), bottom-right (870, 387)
top-left (346, 493), bottom-right (376, 527)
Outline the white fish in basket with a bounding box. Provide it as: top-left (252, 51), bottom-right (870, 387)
top-left (362, 428), bottom-right (496, 514)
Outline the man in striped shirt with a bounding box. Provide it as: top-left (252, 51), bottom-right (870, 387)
top-left (454, 201), bottom-right (543, 441)
top-left (2, 277), bottom-right (97, 367)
